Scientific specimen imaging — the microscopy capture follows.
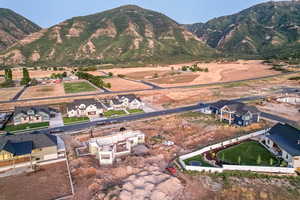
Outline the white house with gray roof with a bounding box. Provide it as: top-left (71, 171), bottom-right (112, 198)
top-left (67, 99), bottom-right (104, 118)
top-left (13, 106), bottom-right (57, 125)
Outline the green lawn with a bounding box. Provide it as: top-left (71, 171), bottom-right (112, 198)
top-left (63, 117), bottom-right (89, 124)
top-left (4, 122), bottom-right (49, 132)
top-left (184, 155), bottom-right (214, 167)
top-left (104, 110), bottom-right (127, 117)
top-left (64, 81), bottom-right (97, 94)
top-left (128, 109), bottom-right (144, 114)
top-left (217, 141), bottom-right (279, 166)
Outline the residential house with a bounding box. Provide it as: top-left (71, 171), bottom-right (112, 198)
top-left (109, 98), bottom-right (126, 110)
top-left (263, 123), bottom-right (300, 168)
top-left (67, 99), bottom-right (104, 118)
top-left (13, 106), bottom-right (57, 125)
top-left (116, 94), bottom-right (144, 110)
top-left (210, 100), bottom-right (260, 126)
top-left (89, 130), bottom-right (145, 165)
top-left (0, 132), bottom-right (63, 167)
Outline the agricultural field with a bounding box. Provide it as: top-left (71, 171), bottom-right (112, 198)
top-left (64, 81), bottom-right (98, 94)
top-left (216, 141), bottom-right (280, 166)
top-left (104, 78), bottom-right (151, 91)
top-left (102, 60), bottom-right (280, 88)
top-left (0, 87), bottom-right (22, 101)
top-left (20, 84), bottom-right (66, 99)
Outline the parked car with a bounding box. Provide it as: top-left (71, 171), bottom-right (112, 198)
top-left (50, 128), bottom-right (63, 134)
top-left (166, 166), bottom-right (177, 175)
top-left (163, 140), bottom-right (174, 146)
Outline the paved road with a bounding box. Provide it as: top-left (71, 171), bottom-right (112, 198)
top-left (11, 85), bottom-right (28, 101)
top-left (0, 71), bottom-right (299, 104)
top-left (260, 112), bottom-right (296, 125)
top-left (14, 94), bottom-right (295, 135)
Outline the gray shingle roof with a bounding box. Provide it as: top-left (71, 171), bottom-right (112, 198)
top-left (15, 106), bottom-right (57, 116)
top-left (67, 99), bottom-right (103, 110)
top-left (0, 132), bottom-right (57, 155)
top-left (210, 100), bottom-right (259, 115)
top-left (117, 94), bottom-right (140, 102)
top-left (267, 123), bottom-right (300, 156)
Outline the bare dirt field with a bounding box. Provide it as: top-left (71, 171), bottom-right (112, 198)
top-left (105, 78), bottom-right (151, 91)
top-left (0, 87), bottom-right (22, 101)
top-left (20, 83), bottom-right (66, 99)
top-left (0, 68), bottom-right (71, 80)
top-left (0, 162), bottom-right (71, 200)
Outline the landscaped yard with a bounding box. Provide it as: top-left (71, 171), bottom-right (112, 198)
top-left (128, 109), bottom-right (144, 114)
top-left (184, 155), bottom-right (214, 167)
top-left (63, 117), bottom-right (89, 124)
top-left (104, 110), bottom-right (127, 117)
top-left (4, 122), bottom-right (49, 132)
top-left (217, 141), bottom-right (279, 166)
top-left (63, 81), bottom-right (97, 93)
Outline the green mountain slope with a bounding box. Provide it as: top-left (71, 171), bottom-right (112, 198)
top-left (0, 5), bottom-right (216, 66)
top-left (186, 1), bottom-right (300, 59)
top-left (0, 8), bottom-right (41, 51)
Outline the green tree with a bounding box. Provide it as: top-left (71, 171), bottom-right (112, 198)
top-left (21, 68), bottom-right (31, 85)
top-left (257, 154), bottom-right (261, 165)
top-left (62, 72), bottom-right (67, 78)
top-left (108, 72), bottom-right (113, 77)
top-left (181, 66), bottom-right (188, 71)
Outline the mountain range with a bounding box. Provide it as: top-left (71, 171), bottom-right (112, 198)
top-left (0, 8), bottom-right (41, 52)
top-left (0, 1), bottom-right (300, 66)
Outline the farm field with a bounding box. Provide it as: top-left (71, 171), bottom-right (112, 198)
top-left (0, 87), bottom-right (22, 101)
top-left (216, 141), bottom-right (279, 166)
top-left (0, 68), bottom-right (71, 80)
top-left (102, 60), bottom-right (280, 88)
top-left (0, 162), bottom-right (72, 200)
top-left (104, 78), bottom-right (151, 91)
top-left (64, 81), bottom-right (98, 94)
top-left (20, 84), bottom-right (66, 99)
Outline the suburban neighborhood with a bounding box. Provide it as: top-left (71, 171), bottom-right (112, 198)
top-left (1, 1), bottom-right (300, 200)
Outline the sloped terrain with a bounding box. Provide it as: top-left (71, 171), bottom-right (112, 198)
top-left (0, 5), bottom-right (215, 66)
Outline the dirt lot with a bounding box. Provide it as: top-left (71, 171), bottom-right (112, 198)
top-left (105, 78), bottom-right (151, 91)
top-left (63, 112), bottom-right (274, 199)
top-left (0, 87), bottom-right (22, 101)
top-left (20, 83), bottom-right (66, 99)
top-left (101, 60), bottom-right (280, 88)
top-left (0, 68), bottom-right (71, 80)
top-left (0, 162), bottom-right (71, 200)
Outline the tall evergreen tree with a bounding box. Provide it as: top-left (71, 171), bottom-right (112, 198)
top-left (21, 68), bottom-right (31, 85)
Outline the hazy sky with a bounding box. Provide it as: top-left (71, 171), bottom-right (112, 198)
top-left (1, 0), bottom-right (278, 28)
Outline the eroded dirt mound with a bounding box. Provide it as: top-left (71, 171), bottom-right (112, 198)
top-left (95, 165), bottom-right (184, 200)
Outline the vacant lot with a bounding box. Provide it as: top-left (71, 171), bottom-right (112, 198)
top-left (217, 141), bottom-right (279, 166)
top-left (0, 68), bottom-right (71, 80)
top-left (0, 162), bottom-right (71, 200)
top-left (64, 81), bottom-right (98, 94)
top-left (105, 78), bottom-right (151, 91)
top-left (20, 84), bottom-right (65, 99)
top-left (0, 87), bottom-right (22, 101)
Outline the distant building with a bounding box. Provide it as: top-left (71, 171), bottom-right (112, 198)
top-left (89, 130), bottom-right (145, 165)
top-left (13, 106), bottom-right (57, 125)
top-left (67, 99), bottom-right (104, 118)
top-left (263, 123), bottom-right (300, 168)
top-left (210, 100), bottom-right (260, 126)
top-left (0, 132), bottom-right (64, 168)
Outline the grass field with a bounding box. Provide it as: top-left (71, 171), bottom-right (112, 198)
top-left (4, 122), bottom-right (49, 132)
top-left (183, 155), bottom-right (213, 167)
top-left (64, 81), bottom-right (97, 94)
top-left (217, 141), bottom-right (279, 166)
top-left (63, 117), bottom-right (89, 124)
top-left (104, 110), bottom-right (127, 117)
top-left (128, 109), bottom-right (144, 114)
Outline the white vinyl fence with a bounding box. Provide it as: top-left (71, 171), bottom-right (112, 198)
top-left (179, 129), bottom-right (295, 174)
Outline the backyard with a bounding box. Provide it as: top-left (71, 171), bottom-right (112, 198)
top-left (216, 141), bottom-right (279, 166)
top-left (183, 155), bottom-right (213, 167)
top-left (4, 122), bottom-right (49, 132)
top-left (64, 81), bottom-right (97, 94)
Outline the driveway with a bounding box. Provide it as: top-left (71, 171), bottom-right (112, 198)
top-left (50, 113), bottom-right (64, 128)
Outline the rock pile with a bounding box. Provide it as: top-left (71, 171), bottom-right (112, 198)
top-left (95, 165), bottom-right (184, 200)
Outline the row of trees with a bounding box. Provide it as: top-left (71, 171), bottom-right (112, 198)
top-left (50, 72), bottom-right (67, 79)
top-left (21, 68), bottom-right (31, 85)
top-left (76, 72), bottom-right (111, 88)
top-left (0, 69), bottom-right (14, 87)
top-left (181, 64), bottom-right (209, 72)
